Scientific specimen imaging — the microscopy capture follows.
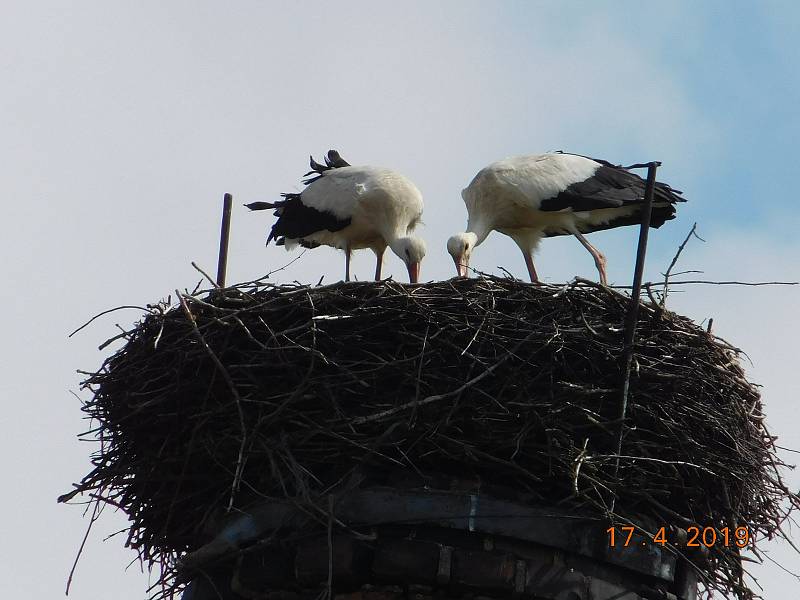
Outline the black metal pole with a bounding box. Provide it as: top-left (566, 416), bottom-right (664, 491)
top-left (614, 163), bottom-right (658, 474)
top-left (216, 193), bottom-right (233, 288)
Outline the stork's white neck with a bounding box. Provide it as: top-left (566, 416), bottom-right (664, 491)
top-left (465, 219), bottom-right (492, 248)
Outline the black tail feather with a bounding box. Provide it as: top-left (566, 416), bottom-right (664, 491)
top-left (308, 155), bottom-right (327, 174)
top-left (302, 149), bottom-right (351, 184)
top-left (326, 149), bottom-right (350, 168)
top-left (245, 201), bottom-right (276, 211)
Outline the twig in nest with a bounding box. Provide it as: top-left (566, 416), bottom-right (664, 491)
top-left (350, 329), bottom-right (538, 425)
top-left (191, 262), bottom-right (220, 289)
top-left (176, 290), bottom-right (247, 510)
top-left (572, 438), bottom-right (590, 494)
top-left (69, 305), bottom-right (153, 338)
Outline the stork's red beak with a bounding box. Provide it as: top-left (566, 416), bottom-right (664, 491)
top-left (454, 255), bottom-right (468, 278)
top-left (407, 262), bottom-right (420, 284)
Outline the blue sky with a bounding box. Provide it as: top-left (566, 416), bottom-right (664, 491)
top-left (500, 1), bottom-right (800, 235)
top-left (1, 2), bottom-right (798, 598)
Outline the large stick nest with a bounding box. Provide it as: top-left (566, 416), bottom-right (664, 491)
top-left (65, 276), bottom-right (798, 599)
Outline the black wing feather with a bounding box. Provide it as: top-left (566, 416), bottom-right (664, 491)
top-left (540, 154), bottom-right (685, 213)
top-left (542, 204), bottom-right (678, 238)
top-left (264, 193), bottom-right (351, 246)
top-left (537, 152), bottom-right (686, 236)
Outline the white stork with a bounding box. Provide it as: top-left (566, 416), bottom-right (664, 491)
top-left (446, 152), bottom-right (685, 284)
top-left (247, 150), bottom-right (427, 283)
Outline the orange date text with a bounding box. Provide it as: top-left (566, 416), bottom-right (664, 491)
top-left (607, 525), bottom-right (750, 548)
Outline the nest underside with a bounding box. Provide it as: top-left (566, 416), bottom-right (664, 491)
top-left (67, 276), bottom-right (798, 600)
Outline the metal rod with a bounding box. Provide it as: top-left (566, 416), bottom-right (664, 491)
top-left (614, 162), bottom-right (658, 477)
top-left (216, 193), bottom-right (233, 288)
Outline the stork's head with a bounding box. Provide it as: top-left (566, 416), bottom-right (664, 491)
top-left (391, 236), bottom-right (427, 283)
top-left (446, 232), bottom-right (478, 277)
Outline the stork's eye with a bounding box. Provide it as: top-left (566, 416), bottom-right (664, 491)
top-left (464, 243), bottom-right (470, 251)
top-left (405, 248), bottom-right (410, 258)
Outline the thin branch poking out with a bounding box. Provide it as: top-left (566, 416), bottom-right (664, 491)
top-left (66, 495), bottom-right (102, 595)
top-left (191, 262), bottom-right (221, 289)
top-left (661, 222), bottom-right (704, 307)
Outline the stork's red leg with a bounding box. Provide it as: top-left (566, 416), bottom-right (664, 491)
top-left (573, 232), bottom-right (607, 285)
top-left (374, 248), bottom-right (385, 281)
top-left (524, 251), bottom-right (540, 283)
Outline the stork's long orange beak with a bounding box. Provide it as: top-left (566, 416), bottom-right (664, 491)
top-left (454, 255), bottom-right (468, 278)
top-left (407, 262), bottom-right (420, 284)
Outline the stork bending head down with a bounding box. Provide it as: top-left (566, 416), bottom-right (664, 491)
top-left (447, 152), bottom-right (685, 284)
top-left (247, 150), bottom-right (426, 283)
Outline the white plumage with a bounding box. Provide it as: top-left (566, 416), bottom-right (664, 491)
top-left (247, 151), bottom-right (426, 283)
top-left (447, 152), bottom-right (685, 284)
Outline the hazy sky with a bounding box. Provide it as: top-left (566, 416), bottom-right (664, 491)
top-left (2, 1), bottom-right (799, 598)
